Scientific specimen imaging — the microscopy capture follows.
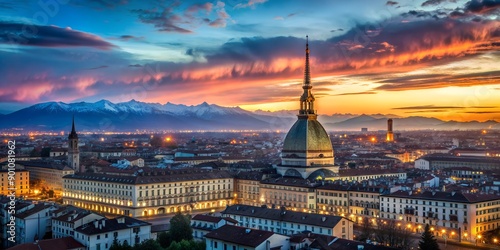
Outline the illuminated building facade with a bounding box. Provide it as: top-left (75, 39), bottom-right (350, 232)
top-left (0, 169), bottom-right (29, 196)
top-left (386, 119), bottom-right (394, 142)
top-left (62, 169), bottom-right (235, 217)
top-left (380, 190), bottom-right (500, 242)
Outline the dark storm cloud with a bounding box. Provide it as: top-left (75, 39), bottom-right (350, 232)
top-left (0, 21), bottom-right (115, 49)
top-left (86, 65), bottom-right (108, 70)
top-left (131, 1), bottom-right (229, 33)
top-left (460, 111), bottom-right (500, 114)
top-left (118, 35), bottom-right (144, 41)
top-left (405, 109), bottom-right (449, 113)
top-left (421, 0), bottom-right (455, 7)
top-left (464, 0), bottom-right (500, 13)
top-left (335, 91), bottom-right (377, 96)
top-left (132, 6), bottom-right (193, 33)
top-left (375, 70), bottom-right (500, 91)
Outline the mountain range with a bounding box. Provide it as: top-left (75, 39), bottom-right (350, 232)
top-left (0, 100), bottom-right (498, 131)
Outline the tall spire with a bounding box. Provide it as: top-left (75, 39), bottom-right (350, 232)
top-left (304, 35), bottom-right (311, 86)
top-left (71, 115), bottom-right (76, 133)
top-left (69, 115), bottom-right (78, 139)
top-left (298, 35), bottom-right (316, 119)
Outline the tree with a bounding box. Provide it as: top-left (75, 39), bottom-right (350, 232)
top-left (40, 147), bottom-right (51, 157)
top-left (169, 212), bottom-right (193, 242)
top-left (158, 231), bottom-right (173, 248)
top-left (419, 224), bottom-right (440, 250)
top-left (133, 239), bottom-right (162, 250)
top-left (359, 217), bottom-right (374, 242)
top-left (110, 238), bottom-right (121, 250)
top-left (109, 239), bottom-right (132, 250)
top-left (373, 220), bottom-right (413, 249)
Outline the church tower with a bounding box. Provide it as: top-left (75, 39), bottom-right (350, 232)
top-left (276, 36), bottom-right (338, 180)
top-left (68, 116), bottom-right (80, 172)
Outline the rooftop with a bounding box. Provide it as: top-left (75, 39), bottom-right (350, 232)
top-left (63, 168), bottom-right (232, 184)
top-left (205, 225), bottom-right (274, 248)
top-left (223, 205), bottom-right (343, 228)
top-left (7, 237), bottom-right (84, 250)
top-left (382, 190), bottom-right (500, 203)
top-left (75, 216), bottom-right (150, 235)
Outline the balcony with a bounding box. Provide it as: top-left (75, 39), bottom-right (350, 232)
top-left (449, 215), bottom-right (458, 222)
top-left (404, 208), bottom-right (415, 215)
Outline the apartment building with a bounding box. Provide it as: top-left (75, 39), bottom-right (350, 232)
top-left (74, 216), bottom-right (151, 250)
top-left (380, 190), bottom-right (500, 241)
top-left (223, 205), bottom-right (353, 240)
top-left (62, 168), bottom-right (234, 217)
top-left (260, 177), bottom-right (320, 212)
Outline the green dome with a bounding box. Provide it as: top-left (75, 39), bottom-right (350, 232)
top-left (282, 119), bottom-right (333, 153)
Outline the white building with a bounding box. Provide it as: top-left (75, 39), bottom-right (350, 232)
top-left (191, 214), bottom-right (238, 240)
top-left (52, 210), bottom-right (104, 239)
top-left (74, 216), bottom-right (151, 250)
top-left (63, 169), bottom-right (234, 217)
top-left (205, 224), bottom-right (289, 250)
top-left (223, 205), bottom-right (353, 240)
top-left (380, 190), bottom-right (500, 242)
top-left (14, 204), bottom-right (55, 244)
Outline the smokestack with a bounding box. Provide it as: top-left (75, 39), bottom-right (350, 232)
top-left (386, 119), bottom-right (394, 142)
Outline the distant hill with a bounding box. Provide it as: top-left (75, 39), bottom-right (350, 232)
top-left (0, 100), bottom-right (497, 131)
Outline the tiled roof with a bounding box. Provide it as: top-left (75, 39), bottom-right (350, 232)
top-left (261, 177), bottom-right (321, 188)
top-left (382, 190), bottom-right (500, 203)
top-left (419, 154), bottom-right (500, 164)
top-left (205, 225), bottom-right (274, 247)
top-left (192, 214), bottom-right (223, 223)
top-left (223, 205), bottom-right (343, 228)
top-left (235, 171), bottom-right (264, 181)
top-left (53, 210), bottom-right (98, 223)
top-left (63, 168), bottom-right (232, 184)
top-left (15, 204), bottom-right (51, 219)
top-left (339, 168), bottom-right (404, 177)
top-left (7, 237), bottom-right (84, 250)
top-left (75, 216), bottom-right (150, 235)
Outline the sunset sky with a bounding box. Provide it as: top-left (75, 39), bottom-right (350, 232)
top-left (0, 0), bottom-right (499, 121)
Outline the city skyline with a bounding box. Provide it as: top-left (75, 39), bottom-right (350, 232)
top-left (0, 0), bottom-right (499, 122)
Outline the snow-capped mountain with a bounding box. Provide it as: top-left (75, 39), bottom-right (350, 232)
top-left (1, 100), bottom-right (498, 131)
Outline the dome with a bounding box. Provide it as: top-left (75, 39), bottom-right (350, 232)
top-left (282, 119), bottom-right (333, 154)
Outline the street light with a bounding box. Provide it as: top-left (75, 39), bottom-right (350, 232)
top-left (442, 229), bottom-right (447, 248)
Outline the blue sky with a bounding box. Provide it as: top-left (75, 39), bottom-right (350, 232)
top-left (0, 0), bottom-right (499, 121)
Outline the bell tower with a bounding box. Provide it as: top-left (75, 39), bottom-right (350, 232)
top-left (68, 116), bottom-right (80, 172)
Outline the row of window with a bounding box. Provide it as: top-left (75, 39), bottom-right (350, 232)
top-left (381, 198), bottom-right (468, 208)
